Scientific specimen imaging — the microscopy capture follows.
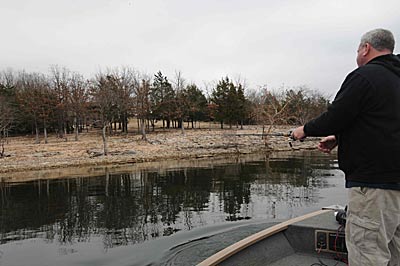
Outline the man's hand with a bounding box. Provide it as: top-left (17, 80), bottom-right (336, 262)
top-left (318, 135), bottom-right (337, 153)
top-left (291, 126), bottom-right (306, 140)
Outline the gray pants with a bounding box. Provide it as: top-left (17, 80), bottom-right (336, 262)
top-left (346, 187), bottom-right (400, 266)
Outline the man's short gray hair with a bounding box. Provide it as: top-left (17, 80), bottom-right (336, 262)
top-left (360, 28), bottom-right (395, 52)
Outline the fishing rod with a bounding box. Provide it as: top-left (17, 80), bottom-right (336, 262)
top-left (224, 131), bottom-right (299, 139)
top-left (224, 131), bottom-right (320, 148)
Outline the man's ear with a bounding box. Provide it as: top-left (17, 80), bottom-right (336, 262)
top-left (363, 43), bottom-right (371, 56)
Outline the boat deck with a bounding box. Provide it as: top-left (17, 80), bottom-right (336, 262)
top-left (217, 210), bottom-right (348, 266)
top-left (269, 253), bottom-right (347, 266)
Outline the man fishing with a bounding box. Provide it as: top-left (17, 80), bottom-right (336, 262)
top-left (292, 29), bottom-right (400, 266)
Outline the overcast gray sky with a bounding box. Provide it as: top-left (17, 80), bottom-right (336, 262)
top-left (1, 0), bottom-right (400, 96)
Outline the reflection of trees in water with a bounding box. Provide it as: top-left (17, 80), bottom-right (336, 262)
top-left (210, 154), bottom-right (334, 221)
top-left (249, 155), bottom-right (332, 219)
top-left (0, 168), bottom-right (213, 248)
top-left (0, 152), bottom-right (336, 248)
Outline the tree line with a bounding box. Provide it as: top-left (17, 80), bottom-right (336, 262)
top-left (0, 66), bottom-right (330, 156)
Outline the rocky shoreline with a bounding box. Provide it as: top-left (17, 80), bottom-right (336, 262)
top-left (0, 126), bottom-right (321, 179)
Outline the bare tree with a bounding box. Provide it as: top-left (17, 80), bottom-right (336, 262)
top-left (264, 89), bottom-right (291, 128)
top-left (108, 67), bottom-right (136, 134)
top-left (134, 75), bottom-right (151, 140)
top-left (50, 65), bottom-right (71, 140)
top-left (16, 72), bottom-right (55, 144)
top-left (249, 86), bottom-right (292, 147)
top-left (38, 77), bottom-right (57, 144)
top-left (0, 70), bottom-right (18, 138)
top-left (0, 96), bottom-right (13, 157)
top-left (173, 71), bottom-right (187, 136)
top-left (91, 73), bottom-right (119, 155)
top-left (0, 69), bottom-right (16, 92)
top-left (283, 87), bottom-right (329, 125)
top-left (69, 73), bottom-right (89, 141)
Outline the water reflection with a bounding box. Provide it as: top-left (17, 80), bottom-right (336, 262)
top-left (0, 151), bottom-right (341, 260)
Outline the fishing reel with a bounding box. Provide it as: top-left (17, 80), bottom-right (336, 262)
top-left (288, 130), bottom-right (304, 148)
top-left (335, 206), bottom-right (347, 226)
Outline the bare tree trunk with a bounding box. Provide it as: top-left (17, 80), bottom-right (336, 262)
top-left (180, 118), bottom-right (185, 136)
top-left (0, 132), bottom-right (4, 157)
top-left (264, 124), bottom-right (274, 147)
top-left (102, 125), bottom-right (108, 156)
top-left (262, 126), bottom-right (265, 140)
top-left (85, 117), bottom-right (89, 132)
top-left (44, 124), bottom-right (48, 144)
top-left (140, 118), bottom-right (147, 140)
top-left (63, 126), bottom-right (68, 142)
top-left (74, 116), bottom-right (79, 141)
top-left (58, 118), bottom-right (64, 139)
top-left (124, 115), bottom-right (128, 134)
top-left (109, 122), bottom-right (113, 135)
top-left (35, 119), bottom-right (40, 144)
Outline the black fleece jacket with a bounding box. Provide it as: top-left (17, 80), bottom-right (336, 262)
top-left (304, 54), bottom-right (400, 183)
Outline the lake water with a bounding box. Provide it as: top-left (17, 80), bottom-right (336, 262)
top-left (0, 151), bottom-right (347, 266)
